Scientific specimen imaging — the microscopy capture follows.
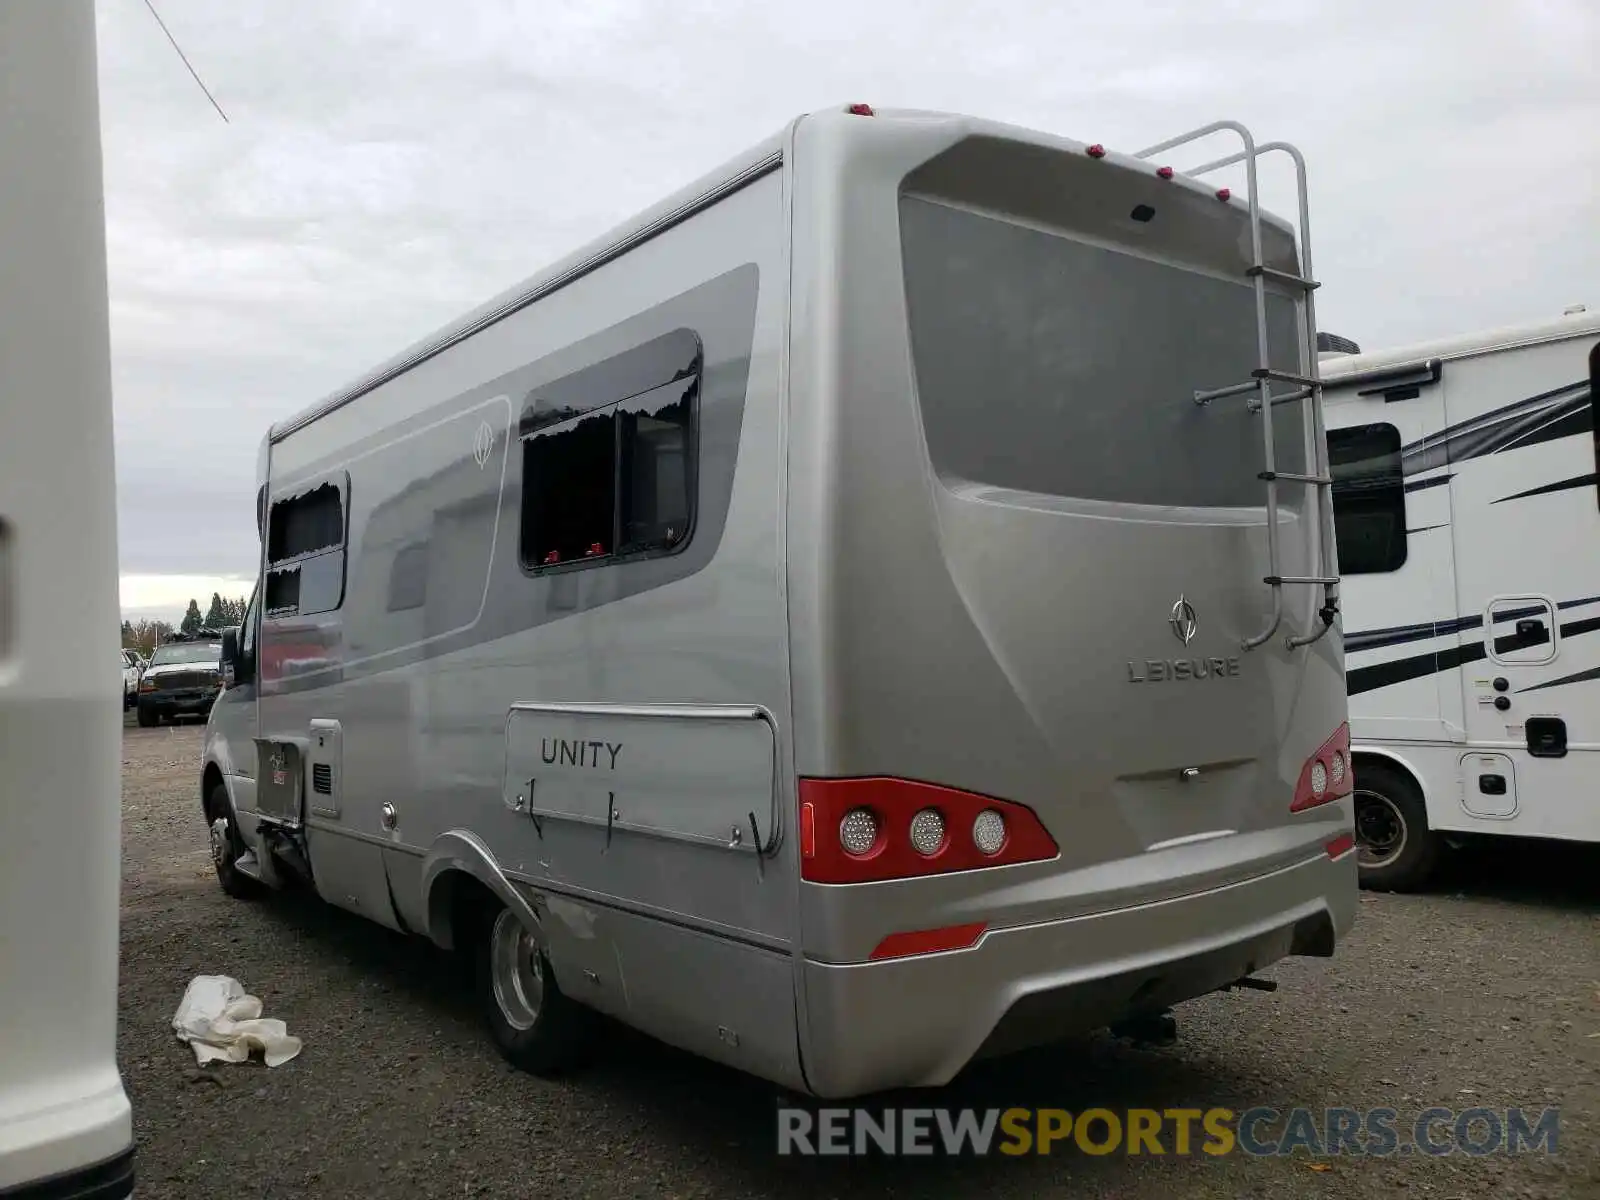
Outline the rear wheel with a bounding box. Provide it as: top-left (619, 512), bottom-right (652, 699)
top-left (476, 904), bottom-right (595, 1076)
top-left (136, 704), bottom-right (158, 728)
top-left (1353, 761), bottom-right (1440, 893)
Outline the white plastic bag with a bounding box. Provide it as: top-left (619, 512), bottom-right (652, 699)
top-left (172, 975), bottom-right (302, 1068)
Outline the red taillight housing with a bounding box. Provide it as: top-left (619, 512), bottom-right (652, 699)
top-left (847, 103), bottom-right (874, 116)
top-left (1291, 723), bottom-right (1353, 813)
top-left (797, 777), bottom-right (1059, 884)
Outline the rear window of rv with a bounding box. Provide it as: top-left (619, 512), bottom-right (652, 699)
top-left (898, 195), bottom-right (1309, 508)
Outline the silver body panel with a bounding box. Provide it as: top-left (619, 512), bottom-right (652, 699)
top-left (205, 106), bottom-right (1355, 1099)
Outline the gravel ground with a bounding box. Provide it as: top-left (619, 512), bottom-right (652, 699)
top-left (118, 717), bottom-right (1600, 1199)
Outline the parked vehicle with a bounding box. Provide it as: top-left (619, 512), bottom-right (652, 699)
top-left (0, 2), bottom-right (135, 1195)
top-left (202, 106), bottom-right (1356, 1100)
top-left (119, 649), bottom-right (140, 710)
top-left (1321, 306), bottom-right (1600, 891)
top-left (137, 632), bottom-right (225, 727)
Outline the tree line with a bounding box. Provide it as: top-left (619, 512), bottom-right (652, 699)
top-left (121, 592), bottom-right (248, 656)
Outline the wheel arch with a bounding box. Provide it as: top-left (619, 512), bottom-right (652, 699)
top-left (200, 760), bottom-right (229, 819)
top-left (1350, 745), bottom-right (1428, 806)
top-left (420, 830), bottom-right (546, 954)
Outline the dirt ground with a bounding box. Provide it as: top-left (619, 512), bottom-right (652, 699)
top-left (118, 717), bottom-right (1600, 1199)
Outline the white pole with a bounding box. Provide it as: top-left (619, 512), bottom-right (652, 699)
top-left (0, 1), bottom-right (135, 1193)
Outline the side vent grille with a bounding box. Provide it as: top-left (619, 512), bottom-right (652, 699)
top-left (312, 763), bottom-right (333, 795)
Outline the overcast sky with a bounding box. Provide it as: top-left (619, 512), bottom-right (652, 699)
top-left (96, 0), bottom-right (1599, 621)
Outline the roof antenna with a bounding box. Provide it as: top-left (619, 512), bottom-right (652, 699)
top-left (139, 0), bottom-right (229, 124)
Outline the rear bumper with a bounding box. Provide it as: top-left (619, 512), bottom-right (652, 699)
top-left (0, 1077), bottom-right (133, 1199)
top-left (797, 847), bottom-right (1356, 1098)
top-left (0, 1148), bottom-right (133, 1200)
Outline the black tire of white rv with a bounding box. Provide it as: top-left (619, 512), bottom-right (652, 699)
top-left (205, 782), bottom-right (259, 900)
top-left (475, 903), bottom-right (596, 1076)
top-left (1351, 760), bottom-right (1440, 893)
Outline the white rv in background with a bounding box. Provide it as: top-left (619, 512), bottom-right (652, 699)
top-left (0, 3), bottom-right (135, 1198)
top-left (1320, 307), bottom-right (1600, 891)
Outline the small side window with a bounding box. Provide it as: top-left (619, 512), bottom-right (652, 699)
top-left (264, 478), bottom-right (348, 617)
top-left (386, 542), bottom-right (429, 613)
top-left (1328, 423), bottom-right (1407, 574)
top-left (239, 582), bottom-right (258, 663)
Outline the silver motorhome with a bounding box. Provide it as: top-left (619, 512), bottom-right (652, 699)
top-left (201, 105), bottom-right (1357, 1099)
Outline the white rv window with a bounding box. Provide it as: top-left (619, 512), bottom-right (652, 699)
top-left (1328, 423), bottom-right (1407, 574)
top-left (518, 331), bottom-right (699, 573)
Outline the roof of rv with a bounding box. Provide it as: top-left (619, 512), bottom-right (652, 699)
top-left (269, 120), bottom-right (792, 441)
top-left (1320, 307), bottom-right (1600, 384)
top-left (270, 105), bottom-right (1304, 440)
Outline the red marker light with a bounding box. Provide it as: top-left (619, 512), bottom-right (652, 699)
top-left (1156, 166), bottom-right (1174, 180)
top-left (1086, 144), bottom-right (1106, 158)
top-left (847, 103), bottom-right (874, 116)
top-left (1216, 187), bottom-right (1232, 201)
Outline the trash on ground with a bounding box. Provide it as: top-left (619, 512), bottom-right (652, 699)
top-left (172, 975), bottom-right (302, 1068)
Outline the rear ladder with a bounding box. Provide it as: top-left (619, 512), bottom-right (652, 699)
top-left (1132, 120), bottom-right (1339, 653)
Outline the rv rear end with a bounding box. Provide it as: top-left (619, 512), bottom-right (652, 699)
top-left (783, 110), bottom-right (1356, 1097)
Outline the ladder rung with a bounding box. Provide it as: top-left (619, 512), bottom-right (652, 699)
top-left (1247, 264), bottom-right (1319, 291)
top-left (1193, 380), bottom-right (1258, 405)
top-left (1259, 470), bottom-right (1333, 484)
top-left (1251, 368), bottom-right (1323, 389)
top-left (1265, 575), bottom-right (1340, 586)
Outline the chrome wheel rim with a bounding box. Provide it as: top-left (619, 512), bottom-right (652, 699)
top-left (489, 909), bottom-right (544, 1032)
top-left (209, 817), bottom-right (229, 867)
top-left (1354, 789), bottom-right (1406, 870)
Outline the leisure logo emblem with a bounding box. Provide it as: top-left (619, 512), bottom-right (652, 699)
top-left (1170, 594), bottom-right (1198, 646)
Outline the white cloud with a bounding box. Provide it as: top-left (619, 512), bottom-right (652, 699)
top-left (96, 0), bottom-right (1600, 596)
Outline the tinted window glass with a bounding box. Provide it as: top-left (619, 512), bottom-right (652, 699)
top-left (1328, 422), bottom-right (1407, 574)
top-left (518, 332), bottom-right (699, 571)
top-left (899, 195), bottom-right (1307, 507)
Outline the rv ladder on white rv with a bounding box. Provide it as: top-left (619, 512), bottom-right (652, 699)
top-left (1133, 120), bottom-right (1339, 653)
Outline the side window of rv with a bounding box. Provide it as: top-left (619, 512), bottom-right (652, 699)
top-left (386, 542), bottom-right (429, 613)
top-left (263, 479), bottom-right (348, 617)
top-left (518, 333), bottom-right (699, 572)
top-left (1327, 423), bottom-right (1407, 574)
top-left (239, 584), bottom-right (258, 660)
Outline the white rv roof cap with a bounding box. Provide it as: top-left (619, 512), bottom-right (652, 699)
top-left (1321, 306), bottom-right (1600, 381)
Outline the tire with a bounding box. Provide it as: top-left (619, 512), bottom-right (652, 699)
top-left (476, 903), bottom-right (596, 1076)
top-left (1352, 760), bottom-right (1441, 893)
top-left (136, 704), bottom-right (158, 728)
top-left (205, 782), bottom-right (259, 900)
